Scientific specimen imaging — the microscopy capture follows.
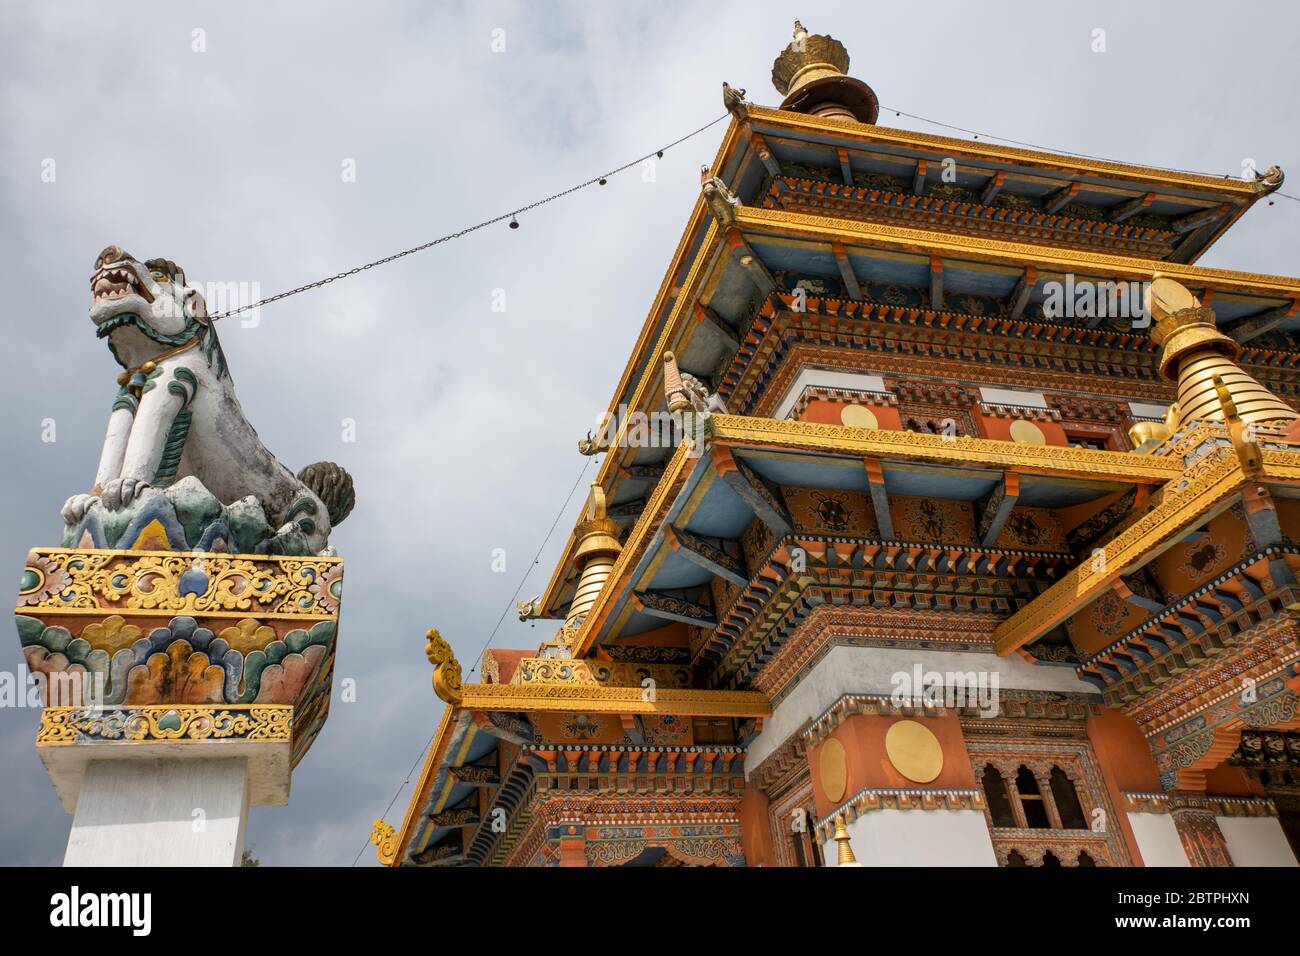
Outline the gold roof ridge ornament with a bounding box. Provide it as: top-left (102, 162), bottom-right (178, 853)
top-left (372, 819), bottom-right (399, 866)
top-left (663, 351), bottom-right (691, 414)
top-left (425, 628), bottom-right (463, 705)
top-left (771, 19), bottom-right (879, 124)
top-left (1145, 275), bottom-right (1298, 435)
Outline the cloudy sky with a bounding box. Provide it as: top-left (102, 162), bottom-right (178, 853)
top-left (1, 1), bottom-right (1297, 866)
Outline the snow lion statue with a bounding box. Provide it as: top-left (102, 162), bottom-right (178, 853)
top-left (59, 245), bottom-right (354, 556)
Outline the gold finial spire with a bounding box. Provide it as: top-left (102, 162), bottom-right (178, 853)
top-left (562, 483), bottom-right (624, 632)
top-left (831, 814), bottom-right (858, 865)
top-left (771, 21), bottom-right (878, 124)
top-left (1145, 275), bottom-right (1298, 432)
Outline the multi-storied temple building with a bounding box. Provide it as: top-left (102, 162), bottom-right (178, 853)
top-left (374, 23), bottom-right (1300, 868)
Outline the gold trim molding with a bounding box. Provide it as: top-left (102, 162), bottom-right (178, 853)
top-left (37, 704), bottom-right (293, 746)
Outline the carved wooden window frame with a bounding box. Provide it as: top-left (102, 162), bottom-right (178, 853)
top-left (967, 739), bottom-right (1130, 867)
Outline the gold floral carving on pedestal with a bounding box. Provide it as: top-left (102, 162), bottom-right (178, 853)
top-left (37, 704), bottom-right (292, 746)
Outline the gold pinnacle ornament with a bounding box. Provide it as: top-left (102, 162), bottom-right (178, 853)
top-left (563, 484), bottom-right (624, 631)
top-left (1147, 275), bottom-right (1298, 431)
top-left (831, 814), bottom-right (858, 865)
top-left (770, 20), bottom-right (879, 124)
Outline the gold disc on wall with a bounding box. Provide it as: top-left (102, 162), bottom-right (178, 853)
top-left (819, 737), bottom-right (848, 802)
top-left (1008, 419), bottom-right (1046, 445)
top-left (884, 719), bottom-right (943, 784)
top-left (840, 404), bottom-right (878, 429)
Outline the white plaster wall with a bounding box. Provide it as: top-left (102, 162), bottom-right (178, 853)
top-left (979, 386), bottom-right (1048, 408)
top-left (1218, 816), bottom-right (1298, 867)
top-left (64, 758), bottom-right (248, 867)
top-left (772, 368), bottom-right (888, 419)
top-left (748, 644), bottom-right (1100, 772)
top-left (823, 809), bottom-right (996, 867)
top-left (1126, 812), bottom-right (1189, 867)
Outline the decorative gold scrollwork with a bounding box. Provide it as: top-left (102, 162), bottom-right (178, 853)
top-left (425, 628), bottom-right (463, 705)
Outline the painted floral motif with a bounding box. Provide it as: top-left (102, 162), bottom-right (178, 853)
top-left (16, 613), bottom-right (335, 708)
top-left (810, 492), bottom-right (851, 531)
top-left (1089, 589), bottom-right (1131, 638)
top-left (309, 563), bottom-right (344, 614)
top-left (18, 548), bottom-right (342, 619)
top-left (18, 553), bottom-right (72, 607)
top-left (641, 714), bottom-right (691, 745)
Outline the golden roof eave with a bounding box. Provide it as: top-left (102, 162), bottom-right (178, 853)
top-left (741, 105), bottom-right (1262, 198)
top-left (568, 417), bottom-right (1184, 659)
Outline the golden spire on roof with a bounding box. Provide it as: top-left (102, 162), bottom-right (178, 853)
top-left (1146, 276), bottom-right (1298, 432)
top-left (562, 483), bottom-right (623, 633)
top-left (771, 19), bottom-right (879, 124)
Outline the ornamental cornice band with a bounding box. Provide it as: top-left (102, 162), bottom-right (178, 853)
top-left (18, 548), bottom-right (343, 620)
top-left (37, 704), bottom-right (292, 746)
top-left (814, 787), bottom-right (987, 840)
top-left (1122, 791), bottom-right (1278, 817)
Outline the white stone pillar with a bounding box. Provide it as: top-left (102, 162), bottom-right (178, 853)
top-left (64, 758), bottom-right (249, 867)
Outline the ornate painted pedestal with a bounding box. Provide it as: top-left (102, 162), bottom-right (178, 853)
top-left (17, 545), bottom-right (342, 865)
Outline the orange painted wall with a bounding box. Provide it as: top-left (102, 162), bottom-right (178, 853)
top-left (801, 399), bottom-right (901, 430)
top-left (1087, 709), bottom-right (1161, 792)
top-left (807, 712), bottom-right (976, 819)
top-left (609, 621), bottom-right (690, 648)
top-left (1276, 498), bottom-right (1300, 540)
top-left (1086, 708), bottom-right (1160, 866)
top-left (1203, 764), bottom-right (1267, 798)
top-left (975, 412), bottom-right (1068, 447)
top-left (739, 784), bottom-right (776, 867)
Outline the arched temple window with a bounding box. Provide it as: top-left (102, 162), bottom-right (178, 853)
top-left (1015, 766), bottom-right (1050, 829)
top-left (981, 764), bottom-right (1017, 828)
top-left (1077, 851), bottom-right (1097, 867)
top-left (1050, 765), bottom-right (1088, 829)
top-left (1042, 850), bottom-right (1062, 867)
top-left (789, 802), bottom-right (823, 868)
top-left (1006, 850), bottom-right (1027, 867)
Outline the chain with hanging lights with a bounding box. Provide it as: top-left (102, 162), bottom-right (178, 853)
top-left (209, 114), bottom-right (728, 321)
